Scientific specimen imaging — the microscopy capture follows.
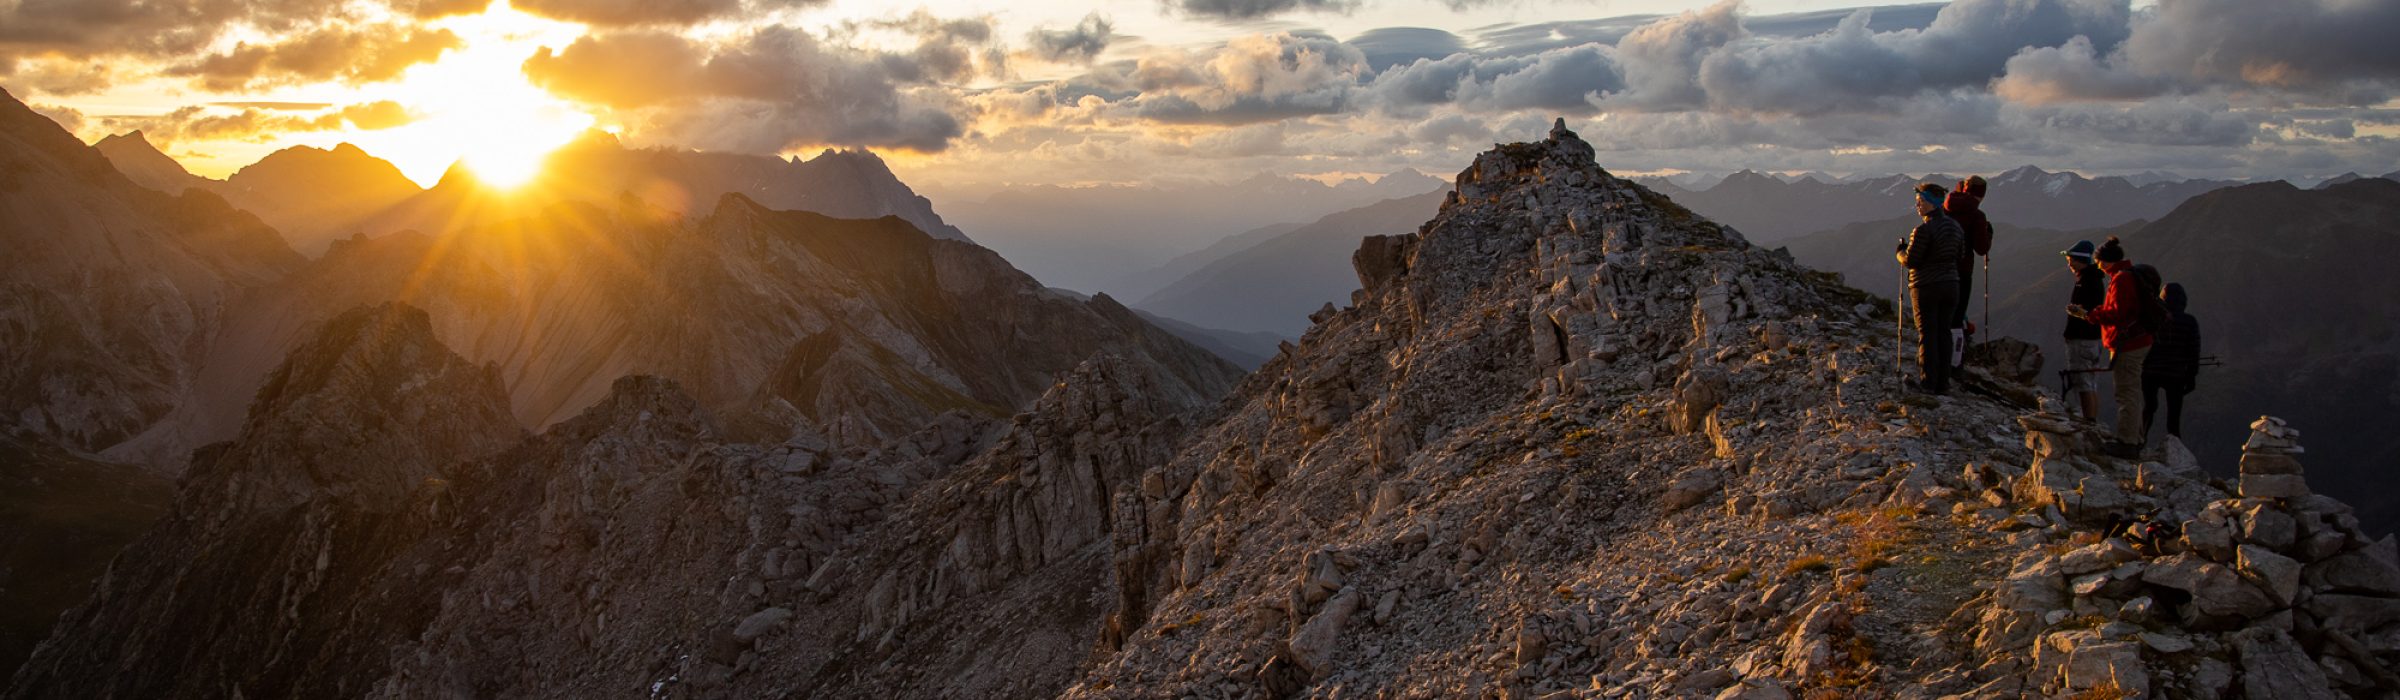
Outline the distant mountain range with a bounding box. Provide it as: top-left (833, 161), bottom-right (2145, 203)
top-left (937, 170), bottom-right (1447, 295)
top-left (91, 130), bottom-right (969, 255)
top-left (1639, 166), bottom-right (2245, 243)
top-left (1135, 191), bottom-right (1447, 337)
top-left (1782, 179), bottom-right (2400, 533)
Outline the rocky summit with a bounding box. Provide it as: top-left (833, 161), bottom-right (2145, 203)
top-left (9, 124), bottom-right (2396, 699)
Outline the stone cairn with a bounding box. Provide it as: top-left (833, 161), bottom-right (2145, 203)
top-left (2238, 416), bottom-right (2309, 500)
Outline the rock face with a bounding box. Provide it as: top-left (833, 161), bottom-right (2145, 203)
top-left (12, 123), bottom-right (2396, 700)
top-left (7, 303), bottom-right (524, 699)
top-left (0, 88), bottom-right (303, 454)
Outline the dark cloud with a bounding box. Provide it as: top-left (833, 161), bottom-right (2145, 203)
top-left (1999, 0), bottom-right (2400, 103)
top-left (1168, 0), bottom-right (1361, 21)
top-left (511, 0), bottom-right (829, 27)
top-left (0, 57), bottom-right (116, 95)
top-left (1366, 44), bottom-right (1623, 113)
top-left (1348, 27), bottom-right (1464, 71)
top-left (524, 26), bottom-right (965, 152)
top-left (1025, 14), bottom-right (1114, 64)
top-left (166, 24), bottom-right (462, 91)
top-left (0, 0), bottom-right (332, 59)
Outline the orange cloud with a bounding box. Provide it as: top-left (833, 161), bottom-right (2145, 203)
top-left (167, 24), bottom-right (462, 91)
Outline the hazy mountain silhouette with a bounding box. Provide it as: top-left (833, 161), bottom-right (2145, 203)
top-left (942, 170), bottom-right (1445, 294)
top-left (1136, 191), bottom-right (1447, 336)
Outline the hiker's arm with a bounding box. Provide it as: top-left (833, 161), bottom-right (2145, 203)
top-left (1897, 226), bottom-right (1923, 268)
top-left (2084, 276), bottom-right (2134, 326)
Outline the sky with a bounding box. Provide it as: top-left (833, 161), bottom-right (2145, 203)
top-left (4, 0), bottom-right (2396, 197)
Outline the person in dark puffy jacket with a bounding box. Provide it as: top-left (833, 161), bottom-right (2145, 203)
top-left (1942, 176), bottom-right (1991, 367)
top-left (1896, 183), bottom-right (1964, 395)
top-left (2143, 282), bottom-right (2201, 440)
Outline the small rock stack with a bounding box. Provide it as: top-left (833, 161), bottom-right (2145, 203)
top-left (2239, 416), bottom-right (2310, 500)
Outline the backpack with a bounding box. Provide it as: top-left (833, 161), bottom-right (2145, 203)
top-left (2130, 264), bottom-right (2168, 333)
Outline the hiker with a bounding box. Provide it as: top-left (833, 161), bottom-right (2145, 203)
top-left (2060, 241), bottom-right (2108, 422)
top-left (2067, 236), bottom-right (2158, 454)
top-left (1943, 175), bottom-right (1992, 368)
top-left (1895, 183), bottom-right (1964, 395)
top-left (2143, 282), bottom-right (2202, 440)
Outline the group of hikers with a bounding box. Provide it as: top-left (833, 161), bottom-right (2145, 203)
top-left (1895, 178), bottom-right (2204, 458)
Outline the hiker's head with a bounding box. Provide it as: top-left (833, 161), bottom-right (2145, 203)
top-left (2096, 236), bottom-right (2127, 264)
top-left (1960, 175), bottom-right (1988, 198)
top-left (2062, 240), bottom-right (2095, 271)
top-left (1914, 183), bottom-right (1947, 216)
top-left (2163, 282), bottom-right (2188, 313)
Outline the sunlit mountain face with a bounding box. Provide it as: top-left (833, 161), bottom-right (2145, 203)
top-left (7, 0), bottom-right (2396, 198)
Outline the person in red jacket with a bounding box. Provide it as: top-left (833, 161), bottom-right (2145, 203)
top-left (1942, 176), bottom-right (1992, 369)
top-left (2066, 237), bottom-right (2154, 454)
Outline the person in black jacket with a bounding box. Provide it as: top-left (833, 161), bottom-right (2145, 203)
top-left (2060, 241), bottom-right (2108, 421)
top-left (1896, 183), bottom-right (1964, 394)
top-left (2143, 282), bottom-right (2202, 439)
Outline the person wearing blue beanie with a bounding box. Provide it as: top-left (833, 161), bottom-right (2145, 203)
top-left (1894, 182), bottom-right (1964, 395)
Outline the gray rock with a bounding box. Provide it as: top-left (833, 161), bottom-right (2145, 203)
top-left (2240, 473), bottom-right (2310, 500)
top-left (2236, 544), bottom-right (2304, 605)
top-left (2234, 626), bottom-right (2337, 700)
top-left (2304, 549), bottom-right (2400, 596)
top-left (734, 607), bottom-right (794, 642)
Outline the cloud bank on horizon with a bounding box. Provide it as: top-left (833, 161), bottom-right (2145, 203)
top-left (3, 0), bottom-right (2395, 191)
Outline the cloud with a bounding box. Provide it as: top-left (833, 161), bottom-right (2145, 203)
top-left (1168, 0), bottom-right (1362, 21)
top-left (0, 57), bottom-right (116, 95)
top-left (336, 100), bottom-right (416, 130)
top-left (1364, 42), bottom-right (1624, 115)
top-left (1025, 14), bottom-right (1114, 64)
top-left (28, 102), bottom-right (85, 133)
top-left (1132, 33), bottom-right (1368, 124)
top-left (1348, 27), bottom-right (1465, 71)
top-left (167, 24), bottom-right (462, 91)
top-left (0, 0), bottom-right (370, 62)
top-left (524, 26), bottom-right (965, 152)
top-left (1996, 0), bottom-right (2400, 104)
top-left (512, 0), bottom-right (830, 27)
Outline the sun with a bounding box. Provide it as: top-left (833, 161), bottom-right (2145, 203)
top-left (340, 2), bottom-right (596, 188)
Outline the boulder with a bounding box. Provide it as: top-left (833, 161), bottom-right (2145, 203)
top-left (1287, 588), bottom-right (1362, 676)
top-left (2233, 627), bottom-right (2338, 700)
top-left (734, 607), bottom-right (794, 642)
top-left (2239, 502), bottom-right (2299, 551)
top-left (2235, 545), bottom-right (2303, 605)
top-left (2305, 549), bottom-right (2400, 596)
top-left (1664, 468), bottom-right (1725, 511)
top-left (2304, 594), bottom-right (2400, 638)
top-left (2143, 554), bottom-right (2279, 621)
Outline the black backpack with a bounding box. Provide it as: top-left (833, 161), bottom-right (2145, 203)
top-left (2130, 264), bottom-right (2168, 333)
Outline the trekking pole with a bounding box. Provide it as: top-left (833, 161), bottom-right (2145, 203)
top-left (1896, 269), bottom-right (1907, 393)
top-left (1982, 256), bottom-right (1991, 347)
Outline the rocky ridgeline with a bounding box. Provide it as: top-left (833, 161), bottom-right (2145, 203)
top-left (9, 123), bottom-right (2394, 699)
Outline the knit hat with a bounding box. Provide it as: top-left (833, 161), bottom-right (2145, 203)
top-left (2096, 236), bottom-right (2126, 263)
top-left (2163, 282), bottom-right (2188, 314)
top-left (2062, 240), bottom-right (2095, 259)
